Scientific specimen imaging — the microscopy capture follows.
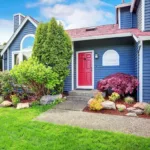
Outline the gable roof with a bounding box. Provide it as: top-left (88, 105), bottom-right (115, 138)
top-left (66, 24), bottom-right (150, 42)
top-left (1, 16), bottom-right (38, 56)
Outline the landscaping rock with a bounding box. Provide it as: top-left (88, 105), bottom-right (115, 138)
top-left (133, 102), bottom-right (148, 110)
top-left (16, 103), bottom-right (30, 109)
top-left (126, 113), bottom-right (137, 117)
top-left (116, 104), bottom-right (126, 110)
top-left (102, 101), bottom-right (116, 110)
top-left (0, 104), bottom-right (4, 107)
top-left (127, 107), bottom-right (136, 112)
top-left (127, 107), bottom-right (144, 115)
top-left (1, 101), bottom-right (12, 107)
top-left (40, 94), bottom-right (62, 105)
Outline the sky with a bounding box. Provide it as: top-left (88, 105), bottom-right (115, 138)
top-left (0, 0), bottom-right (131, 44)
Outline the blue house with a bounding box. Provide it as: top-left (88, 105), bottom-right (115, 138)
top-left (1, 0), bottom-right (150, 102)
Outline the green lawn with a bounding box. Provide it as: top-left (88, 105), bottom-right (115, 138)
top-left (0, 105), bottom-right (150, 150)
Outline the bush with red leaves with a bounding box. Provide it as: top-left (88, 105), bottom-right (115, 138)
top-left (97, 73), bottom-right (139, 95)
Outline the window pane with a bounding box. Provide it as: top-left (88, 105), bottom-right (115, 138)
top-left (22, 36), bottom-right (34, 50)
top-left (14, 54), bottom-right (19, 65)
top-left (23, 51), bottom-right (32, 61)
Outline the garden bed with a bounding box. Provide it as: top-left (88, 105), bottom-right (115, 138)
top-left (83, 100), bottom-right (150, 119)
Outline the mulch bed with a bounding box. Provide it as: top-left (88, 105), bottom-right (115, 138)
top-left (83, 100), bottom-right (150, 119)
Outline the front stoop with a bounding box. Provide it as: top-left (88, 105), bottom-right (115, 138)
top-left (54, 90), bottom-right (97, 111)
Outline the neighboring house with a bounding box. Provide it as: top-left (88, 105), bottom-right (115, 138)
top-left (0, 45), bottom-right (4, 71)
top-left (1, 0), bottom-right (150, 102)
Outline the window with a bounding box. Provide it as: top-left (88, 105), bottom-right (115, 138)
top-left (102, 50), bottom-right (119, 66)
top-left (12, 34), bottom-right (34, 67)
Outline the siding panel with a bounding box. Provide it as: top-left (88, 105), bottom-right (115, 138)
top-left (145, 0), bottom-right (150, 31)
top-left (137, 0), bottom-right (142, 30)
top-left (143, 41), bottom-right (150, 102)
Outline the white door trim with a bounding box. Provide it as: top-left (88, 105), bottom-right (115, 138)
top-left (76, 50), bottom-right (94, 89)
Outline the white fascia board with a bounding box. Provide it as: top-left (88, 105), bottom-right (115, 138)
top-left (133, 34), bottom-right (139, 42)
top-left (72, 33), bottom-right (133, 42)
top-left (115, 3), bottom-right (131, 9)
top-left (139, 36), bottom-right (150, 41)
top-left (1, 16), bottom-right (38, 56)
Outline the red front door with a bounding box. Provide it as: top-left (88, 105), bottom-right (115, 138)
top-left (78, 52), bottom-right (92, 87)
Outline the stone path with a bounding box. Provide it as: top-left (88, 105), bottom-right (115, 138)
top-left (35, 101), bottom-right (150, 137)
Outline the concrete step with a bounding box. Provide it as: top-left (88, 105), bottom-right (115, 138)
top-left (54, 100), bottom-right (87, 111)
top-left (67, 96), bottom-right (91, 102)
top-left (69, 90), bottom-right (97, 97)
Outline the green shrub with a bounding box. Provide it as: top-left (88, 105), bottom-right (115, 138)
top-left (0, 71), bottom-right (14, 96)
top-left (109, 92), bottom-right (120, 102)
top-left (32, 18), bottom-right (72, 94)
top-left (10, 94), bottom-right (20, 106)
top-left (10, 58), bottom-right (59, 99)
top-left (144, 105), bottom-right (150, 115)
top-left (124, 96), bottom-right (134, 104)
top-left (31, 100), bottom-right (40, 106)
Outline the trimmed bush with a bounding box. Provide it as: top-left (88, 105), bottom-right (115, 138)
top-left (144, 105), bottom-right (150, 115)
top-left (124, 96), bottom-right (135, 104)
top-left (10, 58), bottom-right (59, 99)
top-left (97, 73), bottom-right (139, 96)
top-left (109, 92), bottom-right (120, 102)
top-left (10, 94), bottom-right (20, 106)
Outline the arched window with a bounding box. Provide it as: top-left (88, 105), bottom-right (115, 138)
top-left (102, 50), bottom-right (119, 66)
top-left (12, 34), bottom-right (35, 67)
top-left (21, 34), bottom-right (35, 51)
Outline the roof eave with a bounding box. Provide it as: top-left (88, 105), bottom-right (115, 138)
top-left (130, 0), bottom-right (137, 12)
top-left (72, 33), bottom-right (133, 42)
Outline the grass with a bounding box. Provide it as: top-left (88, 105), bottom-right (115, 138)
top-left (0, 104), bottom-right (150, 150)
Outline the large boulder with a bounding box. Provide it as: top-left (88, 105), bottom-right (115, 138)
top-left (40, 94), bottom-right (62, 105)
top-left (102, 101), bottom-right (116, 110)
top-left (1, 101), bottom-right (12, 107)
top-left (133, 102), bottom-right (148, 110)
top-left (16, 103), bottom-right (30, 109)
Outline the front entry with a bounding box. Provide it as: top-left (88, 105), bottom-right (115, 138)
top-left (77, 51), bottom-right (94, 89)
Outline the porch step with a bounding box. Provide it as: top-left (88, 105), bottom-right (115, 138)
top-left (69, 90), bottom-right (98, 97)
top-left (54, 100), bottom-right (87, 111)
top-left (67, 96), bottom-right (91, 102)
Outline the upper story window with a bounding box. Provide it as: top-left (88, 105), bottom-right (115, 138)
top-left (102, 50), bottom-right (120, 66)
top-left (12, 34), bottom-right (35, 67)
top-left (21, 34), bottom-right (35, 51)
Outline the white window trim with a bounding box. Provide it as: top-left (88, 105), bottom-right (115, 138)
top-left (20, 34), bottom-right (35, 51)
top-left (76, 50), bottom-right (94, 89)
top-left (139, 41), bottom-right (143, 102)
top-left (102, 50), bottom-right (120, 66)
top-left (71, 42), bottom-right (74, 90)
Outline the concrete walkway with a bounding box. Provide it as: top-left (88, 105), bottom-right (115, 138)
top-left (35, 105), bottom-right (150, 137)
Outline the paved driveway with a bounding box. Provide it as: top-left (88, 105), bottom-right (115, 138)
top-left (35, 102), bottom-right (150, 137)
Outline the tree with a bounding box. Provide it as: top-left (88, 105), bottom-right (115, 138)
top-left (33, 18), bottom-right (72, 93)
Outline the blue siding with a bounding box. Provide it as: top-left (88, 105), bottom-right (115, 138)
top-left (74, 38), bottom-right (136, 89)
top-left (9, 21), bottom-right (36, 70)
top-left (120, 6), bottom-right (137, 29)
top-left (145, 0), bottom-right (150, 31)
top-left (4, 51), bottom-right (7, 71)
top-left (64, 63), bottom-right (72, 91)
top-left (143, 41), bottom-right (150, 102)
top-left (137, 0), bottom-right (142, 30)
